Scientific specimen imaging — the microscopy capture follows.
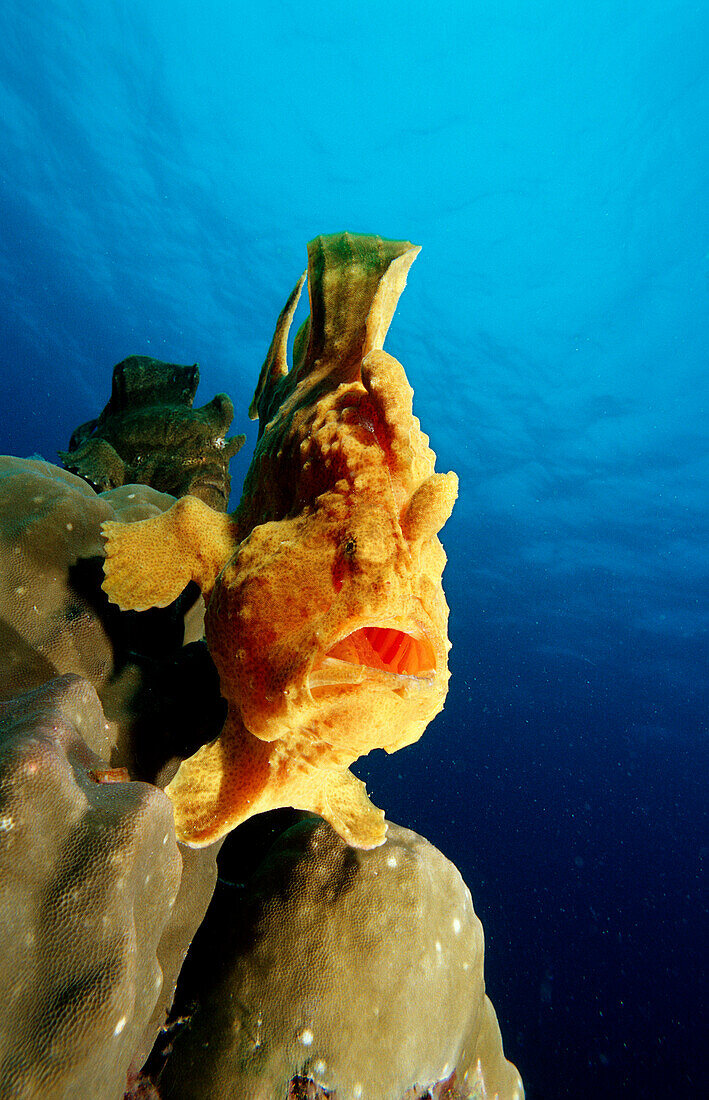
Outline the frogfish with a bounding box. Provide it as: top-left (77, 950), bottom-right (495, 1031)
top-left (102, 232), bottom-right (458, 849)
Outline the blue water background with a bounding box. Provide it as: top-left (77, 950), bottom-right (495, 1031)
top-left (1, 2), bottom-right (707, 1096)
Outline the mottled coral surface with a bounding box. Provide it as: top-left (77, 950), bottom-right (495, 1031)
top-left (0, 676), bottom-right (181, 1100)
top-left (0, 460), bottom-right (221, 1096)
top-left (159, 818), bottom-right (523, 1100)
top-left (0, 455), bottom-right (221, 779)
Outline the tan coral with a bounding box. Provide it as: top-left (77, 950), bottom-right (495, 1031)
top-left (0, 456), bottom-right (177, 709)
top-left (159, 819), bottom-right (523, 1100)
top-left (102, 233), bottom-right (458, 849)
top-left (0, 675), bottom-right (182, 1099)
top-left (0, 461), bottom-right (226, 1082)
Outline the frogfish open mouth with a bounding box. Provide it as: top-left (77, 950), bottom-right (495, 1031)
top-left (310, 626), bottom-right (437, 690)
top-left (101, 232), bottom-right (458, 849)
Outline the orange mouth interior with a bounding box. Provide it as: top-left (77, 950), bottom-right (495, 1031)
top-left (323, 626), bottom-right (436, 677)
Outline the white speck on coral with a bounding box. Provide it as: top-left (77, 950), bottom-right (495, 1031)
top-left (65, 522), bottom-right (73, 531)
top-left (353, 1086), bottom-right (363, 1098)
top-left (14, 586), bottom-right (26, 597)
top-left (435, 940), bottom-right (442, 953)
top-left (163, 834), bottom-right (168, 845)
top-left (127, 493), bottom-right (136, 499)
top-left (453, 917), bottom-right (461, 934)
top-left (314, 1059), bottom-right (326, 1074)
top-left (0, 815), bottom-right (14, 832)
top-left (214, 437), bottom-right (226, 450)
top-left (114, 1015), bottom-right (127, 1036)
top-left (463, 961), bottom-right (470, 971)
top-left (386, 855), bottom-right (397, 868)
top-left (298, 1028), bottom-right (314, 1046)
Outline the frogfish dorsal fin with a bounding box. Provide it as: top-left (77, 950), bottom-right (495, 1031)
top-left (305, 231), bottom-right (419, 372)
top-left (249, 272), bottom-right (306, 422)
top-left (249, 233), bottom-right (420, 429)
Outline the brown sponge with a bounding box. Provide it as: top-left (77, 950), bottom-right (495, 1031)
top-left (59, 356), bottom-right (245, 512)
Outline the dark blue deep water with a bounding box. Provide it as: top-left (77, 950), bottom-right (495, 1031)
top-left (1, 3), bottom-right (707, 1097)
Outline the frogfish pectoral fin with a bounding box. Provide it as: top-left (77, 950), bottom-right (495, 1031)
top-left (166, 713), bottom-right (273, 847)
top-left (305, 767), bottom-right (388, 849)
top-left (166, 710), bottom-right (387, 850)
top-left (101, 494), bottom-right (235, 610)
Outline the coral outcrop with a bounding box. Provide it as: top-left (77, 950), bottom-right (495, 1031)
top-left (160, 818), bottom-right (523, 1100)
top-left (60, 356), bottom-right (245, 511)
top-left (0, 456), bottom-right (221, 779)
top-left (0, 676), bottom-right (181, 1100)
top-left (102, 234), bottom-right (458, 850)
top-left (0, 459), bottom-right (223, 1094)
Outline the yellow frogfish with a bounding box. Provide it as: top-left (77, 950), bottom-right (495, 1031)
top-left (102, 233), bottom-right (458, 849)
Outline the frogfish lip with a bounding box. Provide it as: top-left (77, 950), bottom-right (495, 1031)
top-left (308, 624), bottom-right (437, 691)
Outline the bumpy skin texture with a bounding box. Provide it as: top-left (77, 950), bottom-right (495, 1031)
top-left (59, 356), bottom-right (245, 512)
top-left (159, 819), bottom-right (522, 1100)
top-left (0, 675), bottom-right (182, 1100)
top-left (102, 233), bottom-right (458, 850)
